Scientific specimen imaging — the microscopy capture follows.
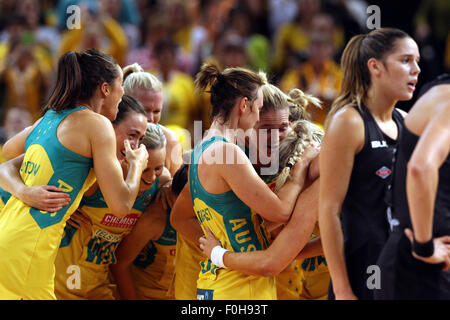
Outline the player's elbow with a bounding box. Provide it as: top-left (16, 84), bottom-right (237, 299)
top-left (111, 202), bottom-right (133, 218)
top-left (257, 259), bottom-right (283, 277)
top-left (407, 159), bottom-right (434, 181)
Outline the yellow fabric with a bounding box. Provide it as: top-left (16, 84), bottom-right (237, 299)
top-left (194, 198), bottom-right (276, 300)
top-left (130, 240), bottom-right (176, 300)
top-left (173, 26), bottom-right (193, 54)
top-left (298, 223), bottom-right (330, 300)
top-left (0, 146), bottom-right (6, 164)
top-left (0, 44), bottom-right (52, 121)
top-left (173, 234), bottom-right (204, 300)
top-left (276, 260), bottom-right (304, 300)
top-left (280, 59), bottom-right (342, 126)
top-left (0, 167), bottom-right (96, 300)
top-left (192, 167), bottom-right (277, 300)
top-left (58, 18), bottom-right (128, 66)
top-left (273, 23), bottom-right (344, 72)
top-left (165, 124), bottom-right (192, 153)
top-left (54, 201), bottom-right (146, 300)
top-left (150, 70), bottom-right (198, 130)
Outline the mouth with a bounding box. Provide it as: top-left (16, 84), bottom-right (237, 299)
top-left (141, 178), bottom-right (154, 185)
top-left (407, 79), bottom-right (417, 92)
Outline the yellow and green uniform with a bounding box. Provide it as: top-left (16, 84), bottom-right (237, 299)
top-left (173, 233), bottom-right (204, 300)
top-left (54, 179), bottom-right (160, 300)
top-left (0, 107), bottom-right (96, 300)
top-left (0, 187), bottom-right (12, 214)
top-left (191, 136), bottom-right (276, 300)
top-left (258, 175), bottom-right (304, 300)
top-left (130, 209), bottom-right (177, 300)
top-left (0, 145), bottom-right (7, 164)
top-left (298, 223), bottom-right (330, 300)
top-left (276, 260), bottom-right (304, 299)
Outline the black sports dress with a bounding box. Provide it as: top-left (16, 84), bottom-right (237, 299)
top-left (375, 74), bottom-right (450, 300)
top-left (329, 104), bottom-right (404, 300)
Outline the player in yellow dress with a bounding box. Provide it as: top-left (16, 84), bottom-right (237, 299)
top-left (111, 165), bottom-right (188, 300)
top-left (0, 49), bottom-right (148, 300)
top-left (171, 62), bottom-right (310, 300)
top-left (53, 103), bottom-right (169, 300)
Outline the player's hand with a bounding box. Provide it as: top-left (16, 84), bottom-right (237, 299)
top-left (124, 140), bottom-right (148, 173)
top-left (66, 209), bottom-right (92, 229)
top-left (404, 228), bottom-right (450, 271)
top-left (199, 227), bottom-right (221, 259)
top-left (156, 182), bottom-right (175, 211)
top-left (19, 185), bottom-right (71, 212)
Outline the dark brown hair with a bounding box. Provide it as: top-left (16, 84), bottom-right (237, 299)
top-left (44, 49), bottom-right (120, 112)
top-left (326, 28), bottom-right (410, 125)
top-left (195, 62), bottom-right (266, 123)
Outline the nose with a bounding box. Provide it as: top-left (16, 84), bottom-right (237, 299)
top-left (147, 113), bottom-right (154, 123)
top-left (150, 172), bottom-right (157, 184)
top-left (412, 60), bottom-right (421, 75)
top-left (129, 139), bottom-right (138, 150)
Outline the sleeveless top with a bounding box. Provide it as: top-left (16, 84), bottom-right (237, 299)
top-left (130, 208), bottom-right (177, 300)
top-left (341, 104), bottom-right (404, 254)
top-left (391, 74), bottom-right (450, 237)
top-left (54, 178), bottom-right (160, 299)
top-left (0, 107), bottom-right (97, 299)
top-left (190, 136), bottom-right (276, 300)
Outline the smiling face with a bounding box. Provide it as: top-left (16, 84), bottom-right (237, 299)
top-left (113, 111), bottom-right (148, 161)
top-left (139, 147), bottom-right (166, 193)
top-left (376, 37), bottom-right (421, 101)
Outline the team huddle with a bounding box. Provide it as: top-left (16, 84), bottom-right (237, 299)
top-left (0, 27), bottom-right (448, 300)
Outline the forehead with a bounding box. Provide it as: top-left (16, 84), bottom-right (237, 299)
top-left (116, 112), bottom-right (147, 131)
top-left (135, 90), bottom-right (163, 107)
top-left (258, 108), bottom-right (289, 127)
top-left (146, 147), bottom-right (166, 166)
top-left (389, 37), bottom-right (420, 57)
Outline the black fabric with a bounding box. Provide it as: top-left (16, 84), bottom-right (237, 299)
top-left (376, 74), bottom-right (450, 300)
top-left (337, 104), bottom-right (403, 300)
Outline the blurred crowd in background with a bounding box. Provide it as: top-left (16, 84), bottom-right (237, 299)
top-left (0, 0), bottom-right (449, 156)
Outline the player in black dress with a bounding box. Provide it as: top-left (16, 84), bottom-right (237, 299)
top-left (318, 28), bottom-right (421, 300)
top-left (375, 74), bottom-right (450, 300)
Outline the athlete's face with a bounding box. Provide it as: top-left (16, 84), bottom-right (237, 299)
top-left (132, 88), bottom-right (164, 124)
top-left (103, 67), bottom-right (125, 121)
top-left (252, 108), bottom-right (290, 166)
top-left (376, 37), bottom-right (421, 101)
top-left (114, 112), bottom-right (148, 161)
top-left (139, 147), bottom-right (166, 192)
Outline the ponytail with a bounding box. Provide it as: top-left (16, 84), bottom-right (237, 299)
top-left (122, 63), bottom-right (163, 94)
top-left (44, 51), bottom-right (82, 112)
top-left (287, 88), bottom-right (322, 122)
top-left (195, 62), bottom-right (266, 123)
top-left (275, 120), bottom-right (323, 191)
top-left (326, 28), bottom-right (410, 127)
top-left (44, 49), bottom-right (119, 112)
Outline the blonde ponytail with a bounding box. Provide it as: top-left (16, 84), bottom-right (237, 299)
top-left (287, 88), bottom-right (322, 122)
top-left (122, 63), bottom-right (163, 94)
top-left (275, 120), bottom-right (324, 192)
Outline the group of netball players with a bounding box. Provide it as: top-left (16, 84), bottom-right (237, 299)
top-left (0, 26), bottom-right (448, 301)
